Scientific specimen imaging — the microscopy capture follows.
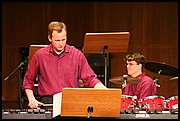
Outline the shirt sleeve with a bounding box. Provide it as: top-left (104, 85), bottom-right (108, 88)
top-left (22, 53), bottom-right (39, 91)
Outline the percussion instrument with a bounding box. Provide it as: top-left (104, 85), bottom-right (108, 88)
top-left (165, 96), bottom-right (178, 113)
top-left (2, 93), bottom-right (179, 119)
top-left (120, 95), bottom-right (138, 114)
top-left (2, 107), bottom-right (178, 119)
top-left (109, 75), bottom-right (141, 85)
top-left (2, 108), bottom-right (52, 119)
top-left (138, 95), bottom-right (165, 114)
top-left (169, 76), bottom-right (178, 80)
top-left (145, 62), bottom-right (178, 76)
top-left (120, 110), bottom-right (178, 119)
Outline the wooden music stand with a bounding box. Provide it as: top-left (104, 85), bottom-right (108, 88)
top-left (83, 32), bottom-right (130, 53)
top-left (83, 32), bottom-right (130, 87)
top-left (27, 45), bottom-right (48, 85)
top-left (61, 88), bottom-right (122, 118)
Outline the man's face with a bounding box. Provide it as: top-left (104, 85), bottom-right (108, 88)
top-left (126, 60), bottom-right (142, 77)
top-left (49, 29), bottom-right (67, 52)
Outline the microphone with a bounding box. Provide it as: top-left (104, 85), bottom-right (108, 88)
top-left (18, 57), bottom-right (28, 68)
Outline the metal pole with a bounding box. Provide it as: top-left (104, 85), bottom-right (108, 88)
top-left (103, 45), bottom-right (109, 87)
top-left (104, 52), bottom-right (109, 87)
top-left (18, 66), bottom-right (23, 111)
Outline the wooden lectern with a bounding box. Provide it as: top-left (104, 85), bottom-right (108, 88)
top-left (83, 32), bottom-right (130, 87)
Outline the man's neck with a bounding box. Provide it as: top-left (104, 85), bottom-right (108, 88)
top-left (131, 71), bottom-right (142, 77)
top-left (54, 49), bottom-right (64, 55)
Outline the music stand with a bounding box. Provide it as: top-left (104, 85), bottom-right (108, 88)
top-left (28, 45), bottom-right (48, 64)
top-left (61, 88), bottom-right (122, 118)
top-left (83, 32), bottom-right (130, 87)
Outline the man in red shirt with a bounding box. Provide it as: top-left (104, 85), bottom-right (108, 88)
top-left (22, 21), bottom-right (106, 109)
top-left (123, 53), bottom-right (157, 101)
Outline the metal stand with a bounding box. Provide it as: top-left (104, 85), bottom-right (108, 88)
top-left (3, 59), bottom-right (27, 111)
top-left (121, 75), bottom-right (128, 89)
top-left (18, 66), bottom-right (24, 111)
top-left (153, 70), bottom-right (162, 88)
top-left (87, 106), bottom-right (93, 118)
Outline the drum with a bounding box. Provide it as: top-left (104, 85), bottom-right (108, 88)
top-left (138, 95), bottom-right (165, 113)
top-left (165, 96), bottom-right (178, 113)
top-left (121, 95), bottom-right (137, 114)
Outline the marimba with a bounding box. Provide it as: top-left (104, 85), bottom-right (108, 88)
top-left (2, 108), bottom-right (178, 119)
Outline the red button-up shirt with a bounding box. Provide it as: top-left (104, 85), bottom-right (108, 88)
top-left (22, 44), bottom-right (101, 96)
top-left (124, 72), bottom-right (157, 100)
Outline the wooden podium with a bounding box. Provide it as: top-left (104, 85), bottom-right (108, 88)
top-left (83, 32), bottom-right (130, 87)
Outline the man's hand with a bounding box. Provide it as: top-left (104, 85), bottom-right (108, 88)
top-left (94, 82), bottom-right (107, 88)
top-left (28, 99), bottom-right (44, 109)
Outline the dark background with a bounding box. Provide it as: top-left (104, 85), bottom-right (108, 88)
top-left (2, 2), bottom-right (178, 107)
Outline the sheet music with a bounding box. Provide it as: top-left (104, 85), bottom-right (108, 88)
top-left (53, 92), bottom-right (62, 118)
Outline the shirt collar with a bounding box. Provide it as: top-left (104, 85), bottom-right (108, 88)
top-left (136, 72), bottom-right (145, 79)
top-left (48, 44), bottom-right (70, 54)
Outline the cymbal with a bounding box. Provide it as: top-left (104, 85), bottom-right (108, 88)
top-left (145, 62), bottom-right (178, 76)
top-left (169, 76), bottom-right (178, 80)
top-left (109, 75), bottom-right (141, 85)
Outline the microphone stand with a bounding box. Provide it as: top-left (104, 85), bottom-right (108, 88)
top-left (3, 59), bottom-right (27, 111)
